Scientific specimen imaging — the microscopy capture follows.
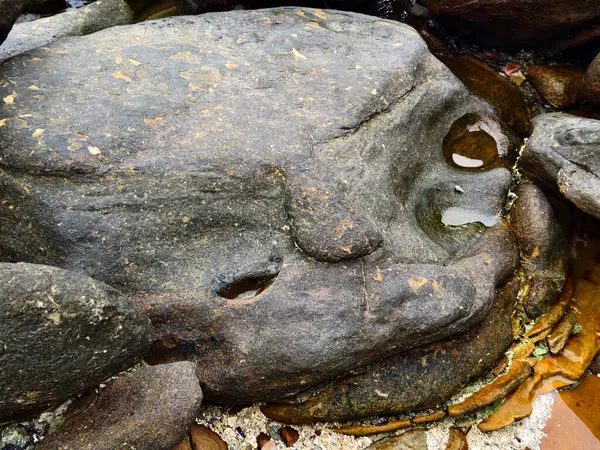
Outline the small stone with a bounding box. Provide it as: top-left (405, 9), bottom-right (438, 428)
top-left (445, 427), bottom-right (468, 450)
top-left (37, 362), bottom-right (203, 450)
top-left (172, 437), bottom-right (193, 450)
top-left (257, 432), bottom-right (272, 449)
top-left (367, 429), bottom-right (428, 450)
top-left (189, 424), bottom-right (228, 450)
top-left (527, 65), bottom-right (585, 108)
top-left (280, 426), bottom-right (300, 447)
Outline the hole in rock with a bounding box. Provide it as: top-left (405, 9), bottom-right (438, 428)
top-left (443, 113), bottom-right (519, 170)
top-left (218, 273), bottom-right (278, 300)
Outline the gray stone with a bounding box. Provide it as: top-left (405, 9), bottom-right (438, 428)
top-left (0, 0), bottom-right (26, 46)
top-left (0, 0), bottom-right (134, 63)
top-left (37, 362), bottom-right (203, 450)
top-left (513, 182), bottom-right (571, 317)
top-left (521, 113), bottom-right (600, 220)
top-left (0, 263), bottom-right (151, 423)
top-left (0, 9), bottom-right (518, 404)
top-left (368, 430), bottom-right (428, 450)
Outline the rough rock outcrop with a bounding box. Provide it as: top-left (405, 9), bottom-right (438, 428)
top-left (0, 263), bottom-right (151, 423)
top-left (0, 0), bottom-right (134, 63)
top-left (521, 113), bottom-right (600, 220)
top-left (37, 362), bottom-right (203, 450)
top-left (0, 9), bottom-right (518, 403)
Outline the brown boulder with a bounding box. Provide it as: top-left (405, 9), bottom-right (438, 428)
top-left (582, 53), bottom-right (600, 105)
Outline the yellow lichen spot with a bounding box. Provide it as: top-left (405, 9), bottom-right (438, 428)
top-left (168, 52), bottom-right (198, 63)
top-left (32, 128), bottom-right (45, 138)
top-left (113, 72), bottom-right (131, 82)
top-left (291, 48), bottom-right (307, 60)
top-left (235, 38), bottom-right (244, 45)
top-left (3, 91), bottom-right (16, 105)
top-left (373, 267), bottom-right (383, 282)
top-left (128, 59), bottom-right (142, 66)
top-left (264, 16), bottom-right (272, 24)
top-left (188, 82), bottom-right (199, 92)
top-left (312, 9), bottom-right (327, 20)
top-left (531, 246), bottom-right (540, 258)
top-left (296, 9), bottom-right (307, 18)
top-left (28, 85), bottom-right (40, 91)
top-left (31, 57), bottom-right (41, 62)
top-left (183, 216), bottom-right (190, 223)
top-left (0, 118), bottom-right (7, 127)
top-left (115, 56), bottom-right (123, 64)
top-left (345, 86), bottom-right (353, 91)
top-left (144, 117), bottom-right (165, 127)
top-left (408, 277), bottom-right (429, 294)
top-left (87, 146), bottom-right (101, 156)
top-left (48, 312), bottom-right (61, 325)
top-left (225, 63), bottom-right (239, 69)
top-left (307, 21), bottom-right (320, 28)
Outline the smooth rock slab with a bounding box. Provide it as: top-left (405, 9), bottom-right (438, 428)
top-left (0, 9), bottom-right (518, 403)
top-left (0, 263), bottom-right (151, 423)
top-left (37, 362), bottom-right (203, 450)
top-left (520, 113), bottom-right (600, 220)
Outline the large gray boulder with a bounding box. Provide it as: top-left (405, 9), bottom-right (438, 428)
top-left (0, 9), bottom-right (518, 404)
top-left (521, 113), bottom-right (600, 220)
top-left (0, 263), bottom-right (151, 423)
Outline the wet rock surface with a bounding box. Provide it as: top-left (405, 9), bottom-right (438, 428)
top-left (421, 0), bottom-right (600, 51)
top-left (261, 250), bottom-right (516, 423)
top-left (0, 8), bottom-right (519, 404)
top-left (37, 362), bottom-right (203, 450)
top-left (512, 182), bottom-right (571, 317)
top-left (0, 262), bottom-right (151, 423)
top-left (0, 0), bottom-right (134, 63)
top-left (527, 65), bottom-right (585, 109)
top-left (582, 53), bottom-right (600, 105)
top-left (521, 113), bottom-right (600, 220)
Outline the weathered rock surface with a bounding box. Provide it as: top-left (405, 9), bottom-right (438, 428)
top-left (0, 0), bottom-right (134, 63)
top-left (422, 0), bottom-right (600, 51)
top-left (0, 9), bottom-right (519, 403)
top-left (0, 263), bottom-right (151, 423)
top-left (37, 362), bottom-right (203, 450)
top-left (261, 250), bottom-right (517, 423)
top-left (520, 113), bottom-right (600, 220)
top-left (513, 182), bottom-right (571, 317)
top-left (527, 65), bottom-right (584, 109)
top-left (0, 0), bottom-right (26, 46)
top-left (582, 53), bottom-right (600, 105)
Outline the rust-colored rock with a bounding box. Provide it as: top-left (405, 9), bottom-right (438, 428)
top-left (412, 410), bottom-right (446, 424)
top-left (525, 278), bottom-right (573, 338)
top-left (479, 259), bottom-right (600, 432)
top-left (189, 425), bottom-right (228, 450)
top-left (527, 65), bottom-right (585, 108)
top-left (439, 55), bottom-right (531, 136)
top-left (448, 360), bottom-right (533, 416)
top-left (333, 419), bottom-right (412, 437)
top-left (280, 426), bottom-right (300, 447)
top-left (367, 430), bottom-right (428, 450)
top-left (445, 427), bottom-right (468, 450)
top-left (172, 437), bottom-right (193, 450)
top-left (582, 53), bottom-right (600, 105)
top-left (548, 309), bottom-right (578, 354)
top-left (256, 432), bottom-right (272, 449)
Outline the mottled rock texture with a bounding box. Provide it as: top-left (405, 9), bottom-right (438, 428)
top-left (521, 113), bottom-right (600, 220)
top-left (37, 362), bottom-right (203, 450)
top-left (0, 263), bottom-right (151, 423)
top-left (513, 182), bottom-right (571, 318)
top-left (0, 9), bottom-right (518, 404)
